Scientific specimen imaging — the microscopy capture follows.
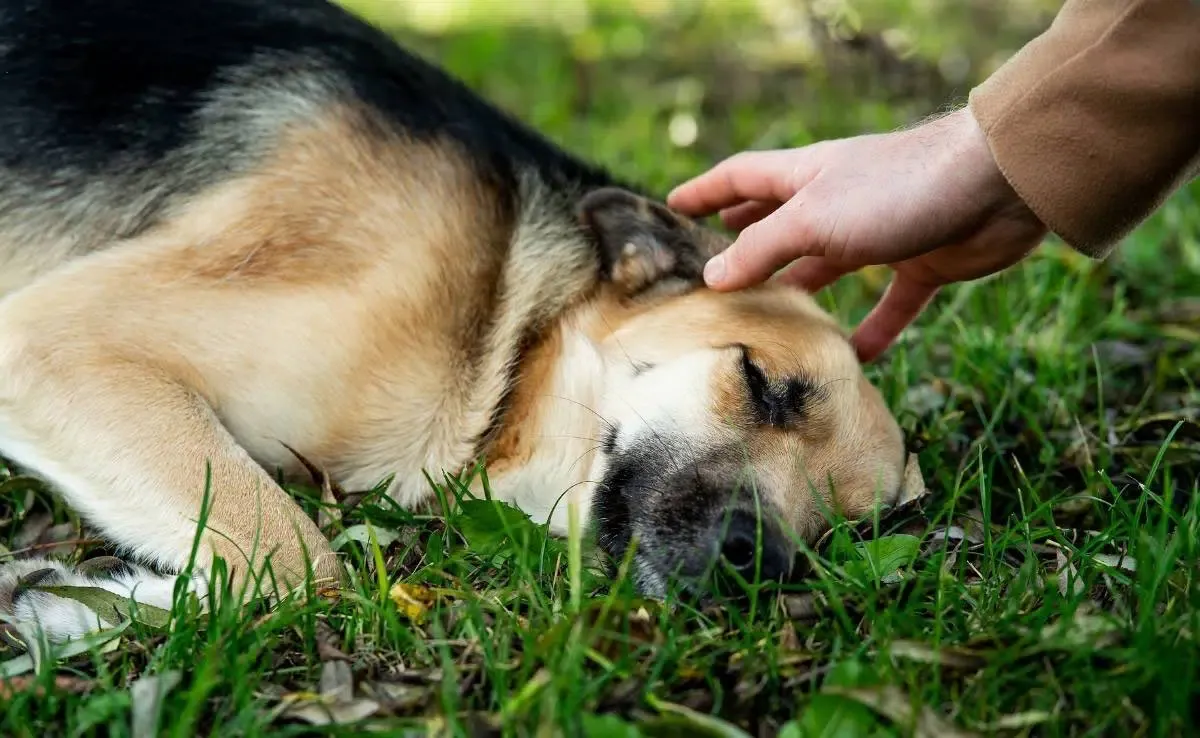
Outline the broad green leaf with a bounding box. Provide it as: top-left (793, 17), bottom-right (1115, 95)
top-left (32, 585), bottom-right (173, 629)
top-left (842, 534), bottom-right (922, 583)
top-left (581, 714), bottom-right (643, 738)
top-left (329, 523), bottom-right (402, 552)
top-left (455, 498), bottom-right (542, 554)
top-left (0, 621), bottom-right (130, 678)
top-left (778, 721), bottom-right (803, 738)
top-left (794, 660), bottom-right (890, 738)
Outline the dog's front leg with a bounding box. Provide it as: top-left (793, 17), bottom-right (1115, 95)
top-left (0, 254), bottom-right (342, 645)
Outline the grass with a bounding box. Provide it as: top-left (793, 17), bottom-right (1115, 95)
top-left (3, 1), bottom-right (1199, 735)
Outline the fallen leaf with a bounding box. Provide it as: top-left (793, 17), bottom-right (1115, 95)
top-left (319, 660), bottom-right (355, 702)
top-left (0, 621), bottom-right (130, 677)
top-left (388, 581), bottom-right (436, 623)
top-left (11, 511), bottom-right (53, 550)
top-left (926, 525), bottom-right (982, 546)
top-left (1055, 550), bottom-right (1086, 598)
top-left (970, 710), bottom-right (1055, 731)
top-left (329, 524), bottom-right (403, 554)
top-left (1090, 340), bottom-right (1151, 368)
top-left (1155, 297), bottom-right (1200, 324)
top-left (277, 692), bottom-right (381, 726)
top-left (903, 383), bottom-right (948, 417)
top-left (360, 680), bottom-right (430, 712)
top-left (276, 660), bottom-right (381, 727)
top-left (31, 585), bottom-right (173, 630)
top-left (1089, 553), bottom-right (1137, 573)
top-left (782, 592), bottom-right (824, 621)
top-left (1041, 608), bottom-right (1124, 651)
top-left (842, 534), bottom-right (922, 584)
top-left (886, 640), bottom-right (988, 674)
top-left (130, 670), bottom-right (183, 738)
top-left (643, 692), bottom-right (754, 738)
top-left (778, 623), bottom-right (801, 652)
top-left (315, 621), bottom-right (352, 663)
top-left (823, 685), bottom-right (980, 738)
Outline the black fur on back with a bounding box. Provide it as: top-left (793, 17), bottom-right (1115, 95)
top-left (0, 0), bottom-right (635, 245)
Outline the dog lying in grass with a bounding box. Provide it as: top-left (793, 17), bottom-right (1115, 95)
top-left (0, 0), bottom-right (910, 644)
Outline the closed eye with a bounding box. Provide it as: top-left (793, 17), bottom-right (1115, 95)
top-left (737, 344), bottom-right (818, 427)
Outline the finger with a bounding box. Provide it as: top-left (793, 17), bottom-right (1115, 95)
top-left (720, 200), bottom-right (782, 231)
top-left (850, 276), bottom-right (940, 363)
top-left (706, 198), bottom-right (825, 291)
top-left (775, 257), bottom-right (853, 293)
top-left (666, 149), bottom-right (813, 217)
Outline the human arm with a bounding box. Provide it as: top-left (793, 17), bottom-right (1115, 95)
top-left (667, 0), bottom-right (1200, 361)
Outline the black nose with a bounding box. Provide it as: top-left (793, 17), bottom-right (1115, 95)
top-left (717, 510), bottom-right (791, 584)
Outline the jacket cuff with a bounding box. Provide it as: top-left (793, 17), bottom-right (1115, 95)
top-left (967, 0), bottom-right (1200, 260)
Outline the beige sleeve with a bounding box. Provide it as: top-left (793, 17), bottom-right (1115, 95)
top-left (968, 0), bottom-right (1200, 259)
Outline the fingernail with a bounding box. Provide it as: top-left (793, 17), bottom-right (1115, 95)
top-left (704, 255), bottom-right (726, 286)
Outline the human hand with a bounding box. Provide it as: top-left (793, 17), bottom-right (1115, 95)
top-left (666, 106), bottom-right (1049, 362)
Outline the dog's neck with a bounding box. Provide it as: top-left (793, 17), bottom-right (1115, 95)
top-left (472, 295), bottom-right (652, 534)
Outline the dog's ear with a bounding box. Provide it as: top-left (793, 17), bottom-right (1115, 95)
top-left (576, 187), bottom-right (728, 296)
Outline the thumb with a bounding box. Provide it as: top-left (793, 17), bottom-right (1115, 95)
top-left (705, 197), bottom-right (825, 291)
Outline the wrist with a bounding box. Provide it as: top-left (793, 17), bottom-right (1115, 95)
top-left (942, 106), bottom-right (1041, 225)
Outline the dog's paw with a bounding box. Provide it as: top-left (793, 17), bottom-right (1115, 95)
top-left (0, 556), bottom-right (205, 646)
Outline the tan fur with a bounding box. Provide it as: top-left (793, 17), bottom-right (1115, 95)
top-left (0, 104), bottom-right (531, 593)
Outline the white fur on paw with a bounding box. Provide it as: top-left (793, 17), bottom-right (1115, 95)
top-left (0, 557), bottom-right (208, 645)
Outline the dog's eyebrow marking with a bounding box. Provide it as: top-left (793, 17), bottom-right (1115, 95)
top-left (783, 376), bottom-right (821, 413)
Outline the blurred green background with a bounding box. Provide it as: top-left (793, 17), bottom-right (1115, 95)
top-left (339, 0), bottom-right (1066, 195)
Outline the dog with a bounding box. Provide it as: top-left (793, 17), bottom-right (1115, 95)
top-left (0, 0), bottom-right (910, 645)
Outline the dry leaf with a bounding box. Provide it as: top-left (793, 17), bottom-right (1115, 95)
top-left (388, 581), bottom-right (436, 623)
top-left (315, 621), bottom-right (352, 663)
top-left (281, 443), bottom-right (364, 528)
top-left (1089, 553), bottom-right (1138, 573)
top-left (276, 661), bottom-right (381, 727)
top-left (897, 452), bottom-right (930, 506)
top-left (971, 710), bottom-right (1055, 731)
top-left (783, 592), bottom-right (824, 621)
top-left (886, 640), bottom-right (987, 674)
top-left (360, 681), bottom-right (430, 712)
top-left (277, 692), bottom-right (381, 726)
top-left (823, 685), bottom-right (980, 738)
top-left (130, 670), bottom-right (183, 738)
top-left (779, 623), bottom-right (801, 652)
top-left (11, 512), bottom-right (53, 550)
top-left (318, 660), bottom-right (355, 702)
top-left (1056, 550), bottom-right (1086, 598)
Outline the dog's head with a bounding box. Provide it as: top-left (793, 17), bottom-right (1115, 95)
top-left (576, 188), bottom-right (908, 598)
